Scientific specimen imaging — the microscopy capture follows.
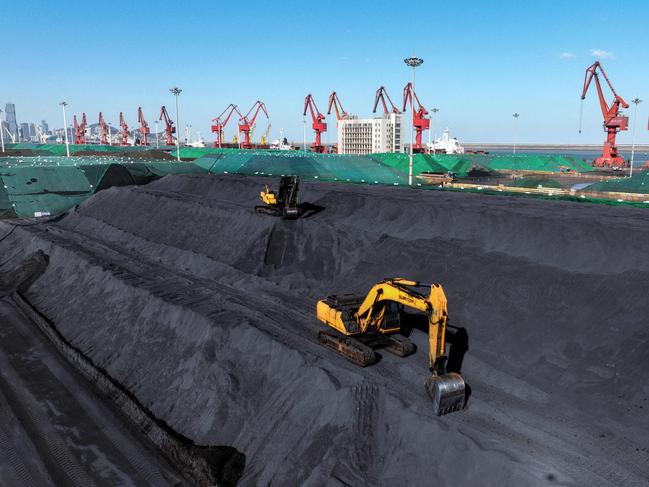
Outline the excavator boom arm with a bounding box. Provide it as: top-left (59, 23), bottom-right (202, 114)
top-left (356, 279), bottom-right (448, 371)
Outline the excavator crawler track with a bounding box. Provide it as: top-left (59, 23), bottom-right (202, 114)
top-left (318, 330), bottom-right (376, 367)
top-left (383, 335), bottom-right (416, 357)
top-left (255, 205), bottom-right (282, 217)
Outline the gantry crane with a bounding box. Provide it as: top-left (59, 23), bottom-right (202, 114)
top-left (211, 104), bottom-right (242, 148)
top-left (327, 92), bottom-right (351, 121)
top-left (73, 113), bottom-right (87, 144)
top-left (303, 95), bottom-right (327, 153)
top-left (581, 61), bottom-right (629, 168)
top-left (239, 101), bottom-right (269, 149)
top-left (403, 82), bottom-right (430, 153)
top-left (119, 112), bottom-right (129, 146)
top-left (372, 86), bottom-right (401, 115)
top-left (98, 112), bottom-right (108, 145)
top-left (137, 107), bottom-right (150, 146)
top-left (159, 106), bottom-right (176, 146)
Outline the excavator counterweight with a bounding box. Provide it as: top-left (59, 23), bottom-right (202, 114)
top-left (316, 278), bottom-right (466, 416)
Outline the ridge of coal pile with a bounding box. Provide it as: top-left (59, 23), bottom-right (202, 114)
top-left (1, 174), bottom-right (648, 486)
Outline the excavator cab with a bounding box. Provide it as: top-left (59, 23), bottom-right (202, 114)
top-left (255, 176), bottom-right (300, 219)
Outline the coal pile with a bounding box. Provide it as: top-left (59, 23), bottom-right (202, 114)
top-left (1, 174), bottom-right (648, 486)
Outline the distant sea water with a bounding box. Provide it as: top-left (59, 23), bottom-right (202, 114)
top-left (486, 148), bottom-right (649, 168)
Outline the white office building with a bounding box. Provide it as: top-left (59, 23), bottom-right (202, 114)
top-left (337, 113), bottom-right (402, 155)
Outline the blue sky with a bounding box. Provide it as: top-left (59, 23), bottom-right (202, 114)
top-left (1, 0), bottom-right (648, 144)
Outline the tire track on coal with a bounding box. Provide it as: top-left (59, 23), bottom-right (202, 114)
top-left (23, 223), bottom-right (429, 408)
top-left (0, 346), bottom-right (98, 487)
top-left (0, 387), bottom-right (42, 487)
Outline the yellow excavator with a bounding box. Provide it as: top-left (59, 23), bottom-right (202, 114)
top-left (316, 278), bottom-right (466, 416)
top-left (255, 176), bottom-right (300, 219)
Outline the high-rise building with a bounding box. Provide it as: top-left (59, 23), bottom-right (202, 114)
top-left (337, 113), bottom-right (403, 155)
top-left (20, 123), bottom-right (30, 142)
top-left (41, 120), bottom-right (49, 134)
top-left (5, 103), bottom-right (17, 141)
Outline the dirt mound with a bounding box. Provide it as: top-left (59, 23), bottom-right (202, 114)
top-left (1, 174), bottom-right (648, 486)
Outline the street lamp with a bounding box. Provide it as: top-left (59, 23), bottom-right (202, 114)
top-left (59, 101), bottom-right (70, 157)
top-left (154, 119), bottom-right (159, 149)
top-left (404, 56), bottom-right (423, 186)
top-left (512, 113), bottom-right (520, 154)
top-left (0, 108), bottom-right (4, 153)
top-left (169, 86), bottom-right (182, 161)
top-left (629, 98), bottom-right (642, 178)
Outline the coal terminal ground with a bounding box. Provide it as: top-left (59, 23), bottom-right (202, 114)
top-left (1, 173), bottom-right (649, 486)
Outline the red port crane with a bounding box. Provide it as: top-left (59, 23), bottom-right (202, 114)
top-left (373, 86), bottom-right (401, 115)
top-left (303, 95), bottom-right (327, 153)
top-left (238, 101), bottom-right (269, 149)
top-left (327, 92), bottom-right (351, 121)
top-left (73, 113), bottom-right (87, 144)
top-left (119, 112), bottom-right (129, 146)
top-left (211, 104), bottom-right (242, 148)
top-left (581, 61), bottom-right (629, 168)
top-left (402, 82), bottom-right (430, 153)
top-left (98, 112), bottom-right (108, 145)
top-left (137, 107), bottom-right (150, 146)
top-left (159, 106), bottom-right (176, 146)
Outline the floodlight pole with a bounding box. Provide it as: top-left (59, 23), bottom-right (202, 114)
top-left (0, 109), bottom-right (4, 153)
top-left (512, 113), bottom-right (520, 154)
top-left (303, 117), bottom-right (307, 152)
top-left (155, 119), bottom-right (159, 149)
top-left (59, 101), bottom-right (70, 157)
top-left (405, 56), bottom-right (423, 186)
top-left (170, 87), bottom-right (182, 161)
top-left (629, 98), bottom-right (642, 178)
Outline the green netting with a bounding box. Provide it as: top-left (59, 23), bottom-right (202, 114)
top-left (584, 171), bottom-right (649, 194)
top-left (477, 154), bottom-right (593, 173)
top-left (195, 151), bottom-right (407, 185)
top-left (370, 153), bottom-right (448, 174)
top-left (3, 143), bottom-right (178, 156)
top-left (0, 165), bottom-right (93, 217)
top-left (0, 185), bottom-right (13, 218)
top-left (0, 156), bottom-right (208, 217)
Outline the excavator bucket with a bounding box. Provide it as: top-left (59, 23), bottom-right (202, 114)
top-left (425, 372), bottom-right (466, 416)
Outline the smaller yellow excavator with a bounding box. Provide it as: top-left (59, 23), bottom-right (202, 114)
top-left (255, 176), bottom-right (300, 219)
top-left (316, 278), bottom-right (466, 415)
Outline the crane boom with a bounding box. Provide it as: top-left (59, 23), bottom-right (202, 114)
top-left (73, 113), bottom-right (87, 144)
top-left (119, 112), bottom-right (129, 146)
top-left (327, 92), bottom-right (350, 121)
top-left (373, 86), bottom-right (400, 114)
top-left (211, 104), bottom-right (242, 148)
top-left (403, 82), bottom-right (430, 152)
top-left (159, 106), bottom-right (176, 146)
top-left (238, 101), bottom-right (269, 149)
top-left (581, 62), bottom-right (629, 168)
top-left (137, 107), bottom-right (149, 146)
top-left (98, 112), bottom-right (108, 145)
top-left (303, 94), bottom-right (327, 153)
